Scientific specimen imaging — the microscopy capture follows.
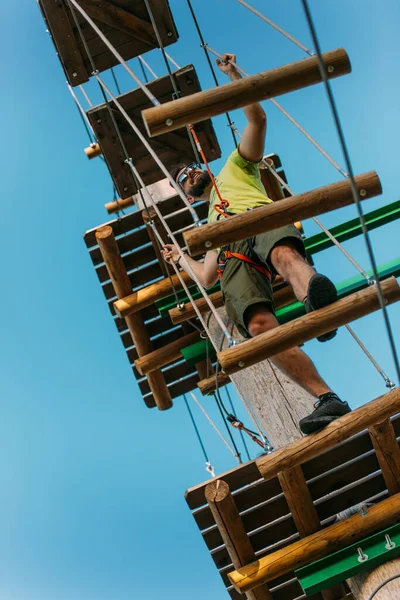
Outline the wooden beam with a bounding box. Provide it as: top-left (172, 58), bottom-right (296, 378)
top-left (183, 171), bottom-right (381, 256)
top-left (205, 480), bottom-right (273, 600)
top-left (218, 277), bottom-right (400, 375)
top-left (84, 143), bottom-right (102, 159)
top-left (134, 331), bottom-right (200, 376)
top-left (142, 207), bottom-right (173, 280)
top-left (278, 466), bottom-right (346, 599)
top-left (76, 0), bottom-right (156, 46)
top-left (95, 226), bottom-right (172, 410)
top-left (278, 466), bottom-right (320, 538)
top-left (227, 492), bottom-right (400, 593)
top-left (114, 270), bottom-right (193, 317)
top-left (197, 371), bottom-right (231, 395)
top-left (256, 387), bottom-right (400, 482)
top-left (142, 48), bottom-right (351, 137)
top-left (369, 418), bottom-right (400, 495)
top-left (169, 285), bottom-right (296, 325)
top-left (105, 196), bottom-right (134, 214)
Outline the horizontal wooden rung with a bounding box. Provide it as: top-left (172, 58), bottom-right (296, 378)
top-left (183, 171), bottom-right (381, 256)
top-left (218, 277), bottom-right (400, 375)
top-left (142, 48), bottom-right (351, 137)
top-left (227, 492), bottom-right (400, 593)
top-left (197, 372), bottom-right (231, 395)
top-left (135, 330), bottom-right (200, 376)
top-left (256, 386), bottom-right (400, 483)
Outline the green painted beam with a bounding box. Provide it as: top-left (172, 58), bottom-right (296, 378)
top-left (296, 523), bottom-right (400, 595)
top-left (156, 200), bottom-right (400, 317)
top-left (181, 339), bottom-right (217, 366)
top-left (276, 256), bottom-right (400, 325)
top-left (305, 199), bottom-right (400, 255)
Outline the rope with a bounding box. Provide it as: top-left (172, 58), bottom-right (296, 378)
top-left (301, 0), bottom-right (400, 383)
top-left (114, 148), bottom-right (233, 345)
top-left (110, 67), bottom-right (122, 95)
top-left (138, 56), bottom-right (149, 83)
top-left (67, 0), bottom-right (160, 106)
top-left (188, 391), bottom-right (241, 462)
top-left (67, 83), bottom-right (95, 138)
top-left (344, 325), bottom-right (395, 388)
top-left (79, 84), bottom-right (93, 107)
top-left (165, 51), bottom-right (180, 70)
top-left (235, 0), bottom-right (314, 57)
top-left (138, 55), bottom-right (158, 80)
top-left (227, 113), bottom-right (372, 282)
top-left (184, 393), bottom-right (215, 477)
top-left (94, 74), bottom-right (200, 223)
top-left (224, 386), bottom-right (251, 461)
top-left (185, 0), bottom-right (238, 148)
top-left (213, 392), bottom-right (243, 463)
top-left (367, 574), bottom-right (400, 600)
top-left (143, 0), bottom-right (202, 165)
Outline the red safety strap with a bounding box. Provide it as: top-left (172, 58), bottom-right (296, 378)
top-left (218, 250), bottom-right (271, 280)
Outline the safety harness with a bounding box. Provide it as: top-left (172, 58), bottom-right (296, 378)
top-left (217, 244), bottom-right (272, 280)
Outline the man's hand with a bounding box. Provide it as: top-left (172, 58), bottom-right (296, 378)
top-left (162, 243), bottom-right (180, 264)
top-left (216, 53), bottom-right (241, 80)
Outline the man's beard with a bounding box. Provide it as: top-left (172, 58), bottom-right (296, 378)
top-left (189, 172), bottom-right (212, 197)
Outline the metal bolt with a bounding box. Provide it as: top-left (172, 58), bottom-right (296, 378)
top-left (205, 241), bottom-right (212, 248)
top-left (385, 534), bottom-right (396, 550)
top-left (327, 65), bottom-right (335, 73)
top-left (359, 504), bottom-right (369, 517)
top-left (123, 187), bottom-right (128, 192)
top-left (167, 31), bottom-right (173, 37)
top-left (72, 72), bottom-right (77, 78)
top-left (357, 547), bottom-right (368, 563)
top-left (238, 361), bottom-right (245, 368)
top-left (166, 119), bottom-right (173, 127)
top-left (97, 119), bottom-right (102, 124)
top-left (359, 189), bottom-right (367, 197)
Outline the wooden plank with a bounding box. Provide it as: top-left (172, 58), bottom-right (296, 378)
top-left (278, 466), bottom-right (320, 538)
top-left (184, 171), bottom-right (381, 256)
top-left (135, 331), bottom-right (200, 375)
top-left (257, 387), bottom-right (400, 482)
top-left (369, 418), bottom-right (400, 494)
top-left (205, 480), bottom-right (273, 600)
top-left (138, 360), bottom-right (198, 395)
top-left (39, 0), bottom-right (89, 84)
top-left (219, 278), bottom-right (400, 374)
top-left (39, 0), bottom-right (179, 86)
top-left (87, 65), bottom-right (221, 197)
top-left (76, 0), bottom-right (157, 45)
top-left (142, 49), bottom-right (351, 136)
top-left (197, 371), bottom-right (231, 395)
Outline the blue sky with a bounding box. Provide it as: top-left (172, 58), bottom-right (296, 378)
top-left (1, 1), bottom-right (399, 599)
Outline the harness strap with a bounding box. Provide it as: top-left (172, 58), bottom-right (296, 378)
top-left (217, 249), bottom-right (271, 280)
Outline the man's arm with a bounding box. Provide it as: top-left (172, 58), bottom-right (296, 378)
top-left (217, 53), bottom-right (267, 162)
top-left (162, 244), bottom-right (219, 289)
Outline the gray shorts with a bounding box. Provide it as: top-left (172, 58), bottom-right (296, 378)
top-left (220, 224), bottom-right (305, 337)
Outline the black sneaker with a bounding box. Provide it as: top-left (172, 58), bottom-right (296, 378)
top-left (304, 274), bottom-right (338, 342)
top-left (299, 393), bottom-right (351, 434)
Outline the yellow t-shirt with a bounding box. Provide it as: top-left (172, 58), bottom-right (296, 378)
top-left (207, 148), bottom-right (272, 225)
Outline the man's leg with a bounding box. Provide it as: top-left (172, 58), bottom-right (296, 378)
top-left (269, 239), bottom-right (338, 342)
top-left (245, 303), bottom-right (351, 433)
top-left (246, 303), bottom-right (330, 396)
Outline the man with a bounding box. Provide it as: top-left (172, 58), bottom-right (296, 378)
top-left (162, 53), bottom-right (350, 434)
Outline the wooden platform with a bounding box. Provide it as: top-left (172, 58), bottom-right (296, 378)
top-left (84, 193), bottom-right (212, 408)
top-left (86, 65), bottom-right (221, 198)
top-left (185, 393), bottom-right (400, 599)
top-left (38, 0), bottom-right (179, 86)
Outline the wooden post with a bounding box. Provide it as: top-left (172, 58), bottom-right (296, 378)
top-left (105, 196), bottom-right (134, 214)
top-left (84, 143), bottom-right (102, 159)
top-left (114, 270), bottom-right (193, 317)
top-left (369, 419), bottom-right (400, 495)
top-left (183, 171), bottom-right (381, 256)
top-left (95, 226), bottom-right (172, 410)
top-left (227, 492), bottom-right (400, 593)
top-left (218, 277), bottom-right (400, 375)
top-left (142, 207), bottom-right (174, 280)
top-left (142, 48), bottom-right (351, 137)
top-left (205, 480), bottom-right (273, 600)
